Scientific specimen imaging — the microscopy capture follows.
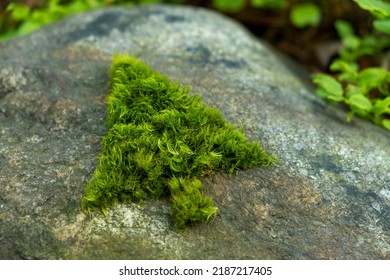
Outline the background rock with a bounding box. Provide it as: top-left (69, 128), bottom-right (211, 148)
top-left (0, 4), bottom-right (389, 259)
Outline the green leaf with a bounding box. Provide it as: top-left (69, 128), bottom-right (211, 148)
top-left (313, 74), bottom-right (344, 101)
top-left (335, 20), bottom-right (355, 38)
top-left (7, 3), bottom-right (30, 21)
top-left (330, 60), bottom-right (358, 73)
top-left (290, 3), bottom-right (321, 28)
top-left (353, 0), bottom-right (390, 19)
top-left (16, 21), bottom-right (42, 36)
top-left (213, 0), bottom-right (246, 12)
top-left (334, 20), bottom-right (361, 49)
top-left (343, 36), bottom-right (361, 49)
top-left (330, 60), bottom-right (358, 82)
top-left (357, 67), bottom-right (388, 91)
top-left (347, 94), bottom-right (372, 111)
top-left (372, 97), bottom-right (390, 115)
top-left (373, 19), bottom-right (390, 34)
top-left (382, 119), bottom-right (390, 130)
top-left (315, 88), bottom-right (331, 100)
top-left (345, 84), bottom-right (363, 97)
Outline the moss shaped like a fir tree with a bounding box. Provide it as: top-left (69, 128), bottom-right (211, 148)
top-left (82, 55), bottom-right (274, 229)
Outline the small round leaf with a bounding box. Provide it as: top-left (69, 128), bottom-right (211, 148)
top-left (313, 74), bottom-right (344, 101)
top-left (374, 19), bottom-right (390, 34)
top-left (348, 94), bottom-right (372, 111)
top-left (290, 3), bottom-right (321, 28)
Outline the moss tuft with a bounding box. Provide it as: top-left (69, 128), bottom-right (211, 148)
top-left (82, 54), bottom-right (275, 229)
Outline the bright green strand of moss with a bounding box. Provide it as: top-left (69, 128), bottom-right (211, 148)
top-left (82, 54), bottom-right (275, 229)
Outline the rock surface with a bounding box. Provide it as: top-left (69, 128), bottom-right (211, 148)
top-left (0, 4), bottom-right (389, 259)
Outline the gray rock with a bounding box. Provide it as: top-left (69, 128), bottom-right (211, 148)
top-left (0, 4), bottom-right (389, 259)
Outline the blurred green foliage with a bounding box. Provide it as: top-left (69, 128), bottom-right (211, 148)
top-left (290, 3), bottom-right (321, 28)
top-left (0, 0), bottom-right (324, 41)
top-left (214, 0), bottom-right (288, 11)
top-left (0, 0), bottom-right (177, 40)
top-left (3, 0), bottom-right (103, 39)
top-left (313, 0), bottom-right (390, 131)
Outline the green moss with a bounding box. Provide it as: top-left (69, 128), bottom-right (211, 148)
top-left (82, 54), bottom-right (275, 229)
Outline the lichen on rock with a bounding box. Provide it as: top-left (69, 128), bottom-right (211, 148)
top-left (82, 54), bottom-right (274, 229)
